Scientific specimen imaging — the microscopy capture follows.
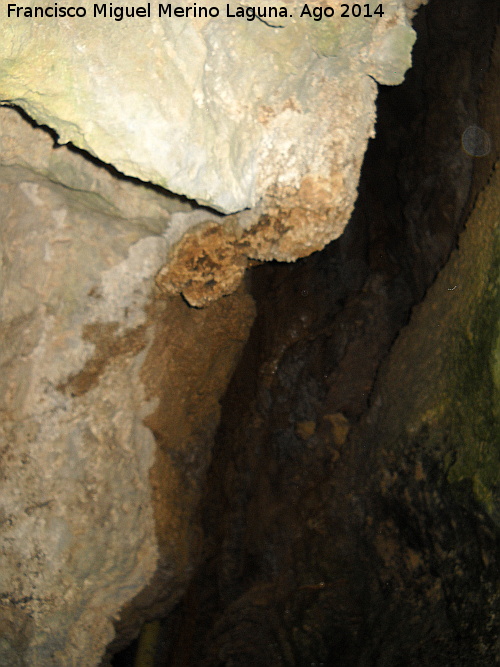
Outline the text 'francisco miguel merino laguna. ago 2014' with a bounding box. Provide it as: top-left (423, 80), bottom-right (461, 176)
top-left (6, 3), bottom-right (386, 21)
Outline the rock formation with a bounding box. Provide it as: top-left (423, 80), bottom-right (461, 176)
top-left (1, 0), bottom-right (423, 278)
top-left (1, 0), bottom-right (500, 665)
top-left (0, 106), bottom-right (255, 665)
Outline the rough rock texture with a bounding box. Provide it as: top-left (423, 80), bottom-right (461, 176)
top-left (372, 173), bottom-right (500, 522)
top-left (1, 0), bottom-right (422, 266)
top-left (157, 3), bottom-right (500, 664)
top-left (0, 107), bottom-right (254, 666)
top-left (367, 14), bottom-right (500, 522)
top-left (7, 0), bottom-right (496, 664)
top-left (155, 217), bottom-right (248, 308)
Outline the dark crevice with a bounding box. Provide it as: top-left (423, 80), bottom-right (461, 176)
top-left (111, 0), bottom-right (500, 664)
top-left (1, 102), bottom-right (210, 212)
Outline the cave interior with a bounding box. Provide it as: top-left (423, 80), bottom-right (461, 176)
top-left (101, 0), bottom-right (500, 664)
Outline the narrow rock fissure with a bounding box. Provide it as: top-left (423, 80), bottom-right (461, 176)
top-left (110, 0), bottom-right (499, 664)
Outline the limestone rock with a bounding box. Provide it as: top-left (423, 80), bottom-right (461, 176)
top-left (0, 107), bottom-right (255, 666)
top-left (1, 0), bottom-right (420, 260)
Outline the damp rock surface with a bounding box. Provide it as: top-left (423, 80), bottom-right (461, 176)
top-left (158, 3), bottom-right (500, 664)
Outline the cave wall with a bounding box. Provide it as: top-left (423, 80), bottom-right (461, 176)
top-left (0, 0), bottom-right (418, 216)
top-left (0, 3), bottom-right (431, 663)
top-left (159, 3), bottom-right (500, 665)
top-left (1, 0), bottom-right (499, 665)
top-left (355, 160), bottom-right (500, 667)
top-left (0, 0), bottom-right (428, 303)
top-left (368, 14), bottom-right (500, 521)
top-left (0, 107), bottom-right (254, 666)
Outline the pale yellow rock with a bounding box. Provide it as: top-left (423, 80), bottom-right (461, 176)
top-left (296, 420), bottom-right (317, 440)
top-left (324, 412), bottom-right (351, 447)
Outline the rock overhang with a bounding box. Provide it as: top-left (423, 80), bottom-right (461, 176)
top-left (0, 0), bottom-right (418, 218)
